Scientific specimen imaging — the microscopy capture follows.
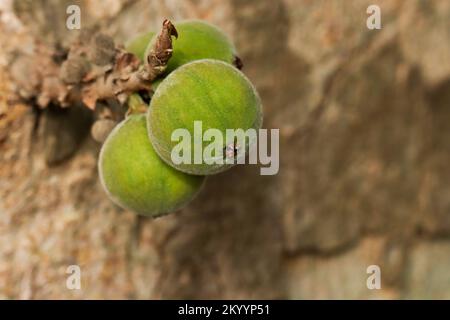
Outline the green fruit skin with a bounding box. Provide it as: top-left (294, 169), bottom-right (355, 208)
top-left (151, 78), bottom-right (163, 92)
top-left (99, 114), bottom-right (205, 217)
top-left (125, 31), bottom-right (155, 61)
top-left (148, 59), bottom-right (263, 175)
top-left (146, 20), bottom-right (236, 75)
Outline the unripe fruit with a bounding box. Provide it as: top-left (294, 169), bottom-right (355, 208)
top-left (146, 20), bottom-right (236, 75)
top-left (125, 31), bottom-right (155, 61)
top-left (147, 59), bottom-right (263, 175)
top-left (99, 114), bottom-right (205, 217)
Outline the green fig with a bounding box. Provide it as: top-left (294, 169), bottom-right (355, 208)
top-left (99, 114), bottom-right (205, 217)
top-left (147, 59), bottom-right (263, 175)
top-left (150, 77), bottom-right (163, 92)
top-left (146, 20), bottom-right (236, 75)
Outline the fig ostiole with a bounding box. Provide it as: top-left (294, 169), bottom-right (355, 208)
top-left (147, 59), bottom-right (263, 175)
top-left (99, 114), bottom-right (205, 217)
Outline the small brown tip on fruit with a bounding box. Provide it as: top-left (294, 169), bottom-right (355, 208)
top-left (233, 55), bottom-right (243, 70)
top-left (163, 19), bottom-right (178, 38)
top-left (223, 142), bottom-right (240, 159)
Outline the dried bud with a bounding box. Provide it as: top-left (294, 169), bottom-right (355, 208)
top-left (91, 119), bottom-right (117, 143)
top-left (60, 57), bottom-right (91, 84)
top-left (90, 34), bottom-right (116, 66)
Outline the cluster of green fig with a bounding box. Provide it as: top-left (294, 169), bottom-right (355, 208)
top-left (99, 20), bottom-right (263, 217)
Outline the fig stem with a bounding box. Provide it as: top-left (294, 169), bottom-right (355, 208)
top-left (9, 20), bottom-right (177, 111)
top-left (126, 93), bottom-right (148, 116)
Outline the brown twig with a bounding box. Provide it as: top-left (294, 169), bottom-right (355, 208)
top-left (9, 19), bottom-right (178, 111)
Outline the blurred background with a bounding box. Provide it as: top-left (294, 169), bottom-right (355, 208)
top-left (0, 0), bottom-right (449, 299)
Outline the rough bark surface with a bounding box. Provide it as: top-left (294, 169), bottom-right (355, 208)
top-left (0, 0), bottom-right (449, 299)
